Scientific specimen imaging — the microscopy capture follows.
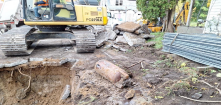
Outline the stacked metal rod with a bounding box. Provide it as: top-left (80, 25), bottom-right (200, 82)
top-left (162, 33), bottom-right (221, 69)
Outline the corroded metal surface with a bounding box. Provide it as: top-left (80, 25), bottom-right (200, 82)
top-left (95, 59), bottom-right (129, 83)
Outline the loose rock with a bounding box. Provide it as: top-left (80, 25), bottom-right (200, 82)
top-left (16, 88), bottom-right (27, 100)
top-left (143, 42), bottom-right (156, 47)
top-left (130, 97), bottom-right (149, 105)
top-left (191, 93), bottom-right (202, 99)
top-left (125, 89), bottom-right (135, 99)
top-left (147, 77), bottom-right (162, 85)
top-left (123, 32), bottom-right (145, 47)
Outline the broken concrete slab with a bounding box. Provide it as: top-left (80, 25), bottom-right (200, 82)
top-left (4, 59), bottom-right (28, 68)
top-left (42, 58), bottom-right (69, 66)
top-left (29, 58), bottom-right (44, 62)
top-left (115, 36), bottom-right (128, 44)
top-left (116, 22), bottom-right (141, 33)
top-left (123, 32), bottom-right (146, 47)
top-left (95, 32), bottom-right (109, 47)
top-left (60, 85), bottom-right (71, 100)
top-left (140, 34), bottom-right (155, 39)
top-left (106, 30), bottom-right (117, 40)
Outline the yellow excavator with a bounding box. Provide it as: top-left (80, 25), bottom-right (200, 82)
top-left (0, 0), bottom-right (108, 56)
top-left (137, 2), bottom-right (189, 32)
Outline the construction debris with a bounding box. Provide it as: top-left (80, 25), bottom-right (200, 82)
top-left (60, 85), bottom-right (71, 101)
top-left (107, 30), bottom-right (117, 40)
top-left (93, 22), bottom-right (155, 51)
top-left (95, 32), bottom-right (109, 47)
top-left (94, 59), bottom-right (130, 88)
top-left (116, 22), bottom-right (141, 33)
top-left (115, 36), bottom-right (128, 44)
top-left (162, 33), bottom-right (221, 69)
top-left (123, 32), bottom-right (146, 47)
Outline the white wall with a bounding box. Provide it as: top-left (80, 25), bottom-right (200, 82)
top-left (204, 0), bottom-right (221, 35)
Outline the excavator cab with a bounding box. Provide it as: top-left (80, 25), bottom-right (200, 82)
top-left (0, 0), bottom-right (108, 56)
top-left (23, 0), bottom-right (108, 26)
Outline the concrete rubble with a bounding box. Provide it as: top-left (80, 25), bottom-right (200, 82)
top-left (106, 30), bottom-right (117, 40)
top-left (115, 36), bottom-right (128, 44)
top-left (123, 32), bottom-right (146, 47)
top-left (95, 32), bottom-right (109, 47)
top-left (116, 22), bottom-right (141, 33)
top-left (94, 22), bottom-right (155, 50)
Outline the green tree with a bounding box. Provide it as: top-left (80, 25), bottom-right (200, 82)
top-left (137, 0), bottom-right (190, 32)
top-left (137, 0), bottom-right (186, 32)
top-left (192, 0), bottom-right (208, 21)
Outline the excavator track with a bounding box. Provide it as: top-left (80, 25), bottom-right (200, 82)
top-left (73, 29), bottom-right (96, 53)
top-left (0, 26), bottom-right (36, 56)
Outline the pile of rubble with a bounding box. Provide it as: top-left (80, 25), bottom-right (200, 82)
top-left (95, 22), bottom-right (156, 52)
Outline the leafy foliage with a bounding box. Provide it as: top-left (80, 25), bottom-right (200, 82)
top-left (136, 0), bottom-right (182, 21)
top-left (192, 0), bottom-right (209, 21)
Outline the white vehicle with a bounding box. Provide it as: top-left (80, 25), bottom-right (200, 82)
top-left (0, 0), bottom-right (23, 34)
top-left (100, 0), bottom-right (142, 30)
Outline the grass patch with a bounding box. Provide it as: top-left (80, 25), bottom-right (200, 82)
top-left (190, 21), bottom-right (205, 27)
top-left (148, 32), bottom-right (164, 49)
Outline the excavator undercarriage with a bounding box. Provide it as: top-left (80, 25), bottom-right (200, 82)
top-left (0, 25), bottom-right (96, 56)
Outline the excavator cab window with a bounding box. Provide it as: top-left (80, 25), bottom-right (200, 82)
top-left (52, 0), bottom-right (77, 21)
top-left (22, 0), bottom-right (77, 21)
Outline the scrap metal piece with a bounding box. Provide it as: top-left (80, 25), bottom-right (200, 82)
top-left (95, 59), bottom-right (129, 83)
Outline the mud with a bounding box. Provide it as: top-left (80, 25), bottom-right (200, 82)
top-left (0, 64), bottom-right (72, 105)
top-left (0, 39), bottom-right (221, 105)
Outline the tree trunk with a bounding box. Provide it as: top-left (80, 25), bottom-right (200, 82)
top-left (164, 0), bottom-right (178, 32)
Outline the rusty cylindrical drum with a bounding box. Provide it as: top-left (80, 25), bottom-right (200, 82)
top-left (94, 59), bottom-right (129, 83)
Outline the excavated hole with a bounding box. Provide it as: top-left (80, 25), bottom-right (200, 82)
top-left (0, 63), bottom-right (74, 105)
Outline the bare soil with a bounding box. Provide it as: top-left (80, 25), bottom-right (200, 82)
top-left (0, 40), bottom-right (221, 105)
